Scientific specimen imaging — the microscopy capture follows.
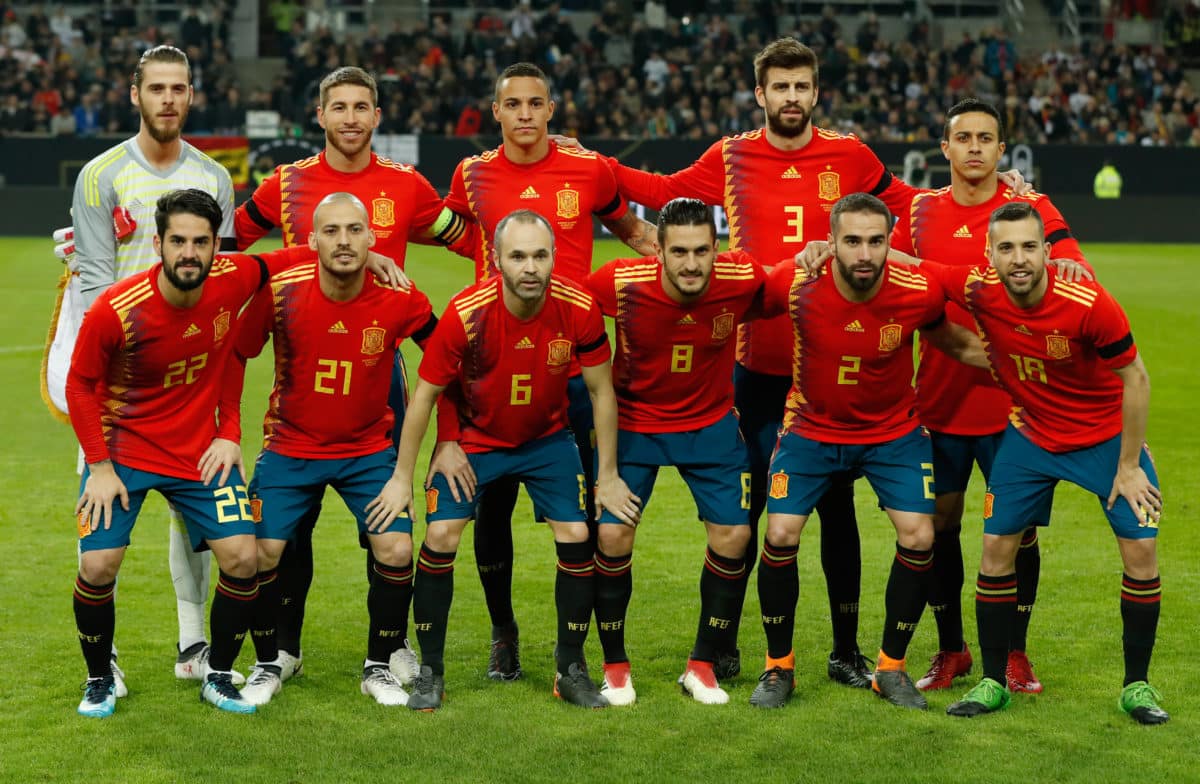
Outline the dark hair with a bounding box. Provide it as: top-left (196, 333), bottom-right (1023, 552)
top-left (830, 193), bottom-right (891, 235)
top-left (133, 45), bottom-right (190, 89)
top-left (319, 66), bottom-right (378, 108)
top-left (155, 188), bottom-right (222, 238)
top-left (495, 209), bottom-right (555, 255)
top-left (988, 201), bottom-right (1043, 234)
top-left (494, 62), bottom-right (551, 102)
top-left (753, 38), bottom-right (819, 88)
top-left (657, 198), bottom-right (716, 247)
top-left (944, 97), bottom-right (1006, 142)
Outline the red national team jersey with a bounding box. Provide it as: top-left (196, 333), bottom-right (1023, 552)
top-left (236, 265), bottom-right (436, 459)
top-left (235, 151), bottom-right (455, 265)
top-left (444, 141), bottom-right (627, 283)
top-left (587, 252), bottom-right (766, 432)
top-left (922, 263), bottom-right (1137, 452)
top-left (418, 275), bottom-right (611, 452)
top-left (892, 186), bottom-right (1087, 435)
top-left (614, 127), bottom-right (920, 377)
top-left (763, 261), bottom-right (946, 444)
top-left (66, 247), bottom-right (308, 479)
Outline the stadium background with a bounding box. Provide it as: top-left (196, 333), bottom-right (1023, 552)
top-left (1, 2), bottom-right (1199, 782)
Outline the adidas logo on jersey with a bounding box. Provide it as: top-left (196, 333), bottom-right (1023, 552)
top-left (182, 323), bottom-right (202, 339)
top-left (844, 320), bottom-right (864, 332)
top-left (1016, 324), bottom-right (1032, 335)
top-left (781, 166), bottom-right (802, 179)
top-left (328, 321), bottom-right (348, 334)
top-left (676, 314), bottom-right (697, 325)
top-left (519, 186), bottom-right (540, 199)
top-left (515, 336), bottom-right (535, 349)
top-left (953, 225), bottom-right (973, 238)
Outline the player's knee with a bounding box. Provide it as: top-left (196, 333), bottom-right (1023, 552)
top-left (257, 539), bottom-right (286, 571)
top-left (979, 533), bottom-right (1020, 575)
top-left (424, 521), bottom-right (465, 553)
top-left (372, 534), bottom-right (413, 566)
top-left (764, 515), bottom-right (802, 547)
top-left (1117, 536), bottom-right (1158, 579)
top-left (597, 523), bottom-right (634, 555)
top-left (213, 541), bottom-right (258, 578)
top-left (707, 523), bottom-right (750, 559)
top-left (79, 551), bottom-right (121, 585)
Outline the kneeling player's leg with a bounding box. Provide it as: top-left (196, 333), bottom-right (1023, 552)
top-left (816, 476), bottom-right (861, 659)
top-left (167, 503), bottom-right (211, 655)
top-left (274, 504), bottom-right (320, 659)
top-left (474, 477), bottom-right (519, 629)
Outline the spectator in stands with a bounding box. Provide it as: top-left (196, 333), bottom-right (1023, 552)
top-left (0, 92), bottom-right (31, 134)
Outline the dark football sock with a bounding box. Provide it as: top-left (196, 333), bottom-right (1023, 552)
top-left (474, 479), bottom-right (518, 628)
top-left (593, 549), bottom-right (633, 664)
top-left (413, 544), bottom-right (456, 677)
top-left (275, 505), bottom-right (319, 657)
top-left (209, 571), bottom-right (259, 672)
top-left (757, 538), bottom-right (799, 660)
top-left (250, 568), bottom-right (280, 664)
top-left (554, 540), bottom-right (595, 672)
top-left (975, 572), bottom-right (1018, 685)
top-left (880, 543), bottom-right (934, 660)
top-left (930, 523), bottom-right (965, 652)
top-left (74, 575), bottom-right (116, 679)
top-left (1120, 573), bottom-right (1161, 685)
top-left (1011, 527), bottom-right (1041, 652)
top-left (367, 558), bottom-right (414, 663)
top-left (693, 547), bottom-right (746, 662)
top-left (817, 480), bottom-right (861, 656)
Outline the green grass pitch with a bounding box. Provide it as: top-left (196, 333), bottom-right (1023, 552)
top-left (0, 237), bottom-right (1197, 782)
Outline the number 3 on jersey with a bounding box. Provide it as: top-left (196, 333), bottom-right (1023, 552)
top-left (783, 206), bottom-right (804, 244)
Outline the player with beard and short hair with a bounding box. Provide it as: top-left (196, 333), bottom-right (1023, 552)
top-left (920, 203), bottom-right (1167, 726)
top-left (753, 193), bottom-right (988, 710)
top-left (233, 66), bottom-right (480, 690)
top-left (68, 189), bottom-right (325, 718)
top-left (45, 44), bottom-right (239, 697)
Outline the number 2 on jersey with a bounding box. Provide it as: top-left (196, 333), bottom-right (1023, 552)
top-left (314, 359), bottom-right (353, 395)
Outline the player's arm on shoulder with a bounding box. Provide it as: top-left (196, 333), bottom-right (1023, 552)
top-left (923, 314), bottom-right (989, 370)
top-left (418, 204), bottom-right (482, 263)
top-left (602, 210), bottom-right (659, 257)
top-left (233, 170), bottom-right (282, 251)
top-left (1035, 197), bottom-right (1094, 280)
top-left (1107, 353), bottom-right (1161, 523)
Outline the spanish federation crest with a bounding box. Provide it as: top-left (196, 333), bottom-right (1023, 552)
top-left (769, 472), bottom-right (789, 500)
top-left (425, 488), bottom-right (439, 515)
top-left (712, 312), bottom-right (735, 341)
top-left (547, 338), bottom-right (572, 367)
top-left (1045, 334), bottom-right (1071, 360)
top-left (878, 323), bottom-right (903, 352)
top-left (372, 197), bottom-right (395, 228)
top-left (361, 326), bottom-right (387, 355)
top-left (556, 188), bottom-right (580, 219)
top-left (212, 310), bottom-right (231, 341)
top-left (817, 170), bottom-right (841, 201)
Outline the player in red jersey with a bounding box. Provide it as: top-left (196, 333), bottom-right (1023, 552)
top-left (68, 189), bottom-right (317, 718)
top-left (584, 198), bottom-right (778, 705)
top-left (386, 210), bottom-right (640, 711)
top-left (926, 203), bottom-right (1167, 725)
top-left (891, 99), bottom-right (1090, 694)
top-left (606, 39), bottom-right (942, 684)
top-left (232, 67), bottom-right (476, 683)
top-left (227, 193), bottom-right (437, 708)
top-left (439, 62), bottom-right (658, 682)
top-left (751, 193), bottom-right (986, 711)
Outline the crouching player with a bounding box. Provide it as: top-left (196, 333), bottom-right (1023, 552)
top-left (232, 193), bottom-right (437, 707)
top-left (583, 198), bottom-right (772, 705)
top-left (389, 209), bottom-right (641, 711)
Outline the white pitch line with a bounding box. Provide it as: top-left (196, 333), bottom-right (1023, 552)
top-left (0, 345), bottom-right (42, 355)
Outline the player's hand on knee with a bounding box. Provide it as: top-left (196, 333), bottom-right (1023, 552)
top-left (365, 478), bottom-right (412, 532)
top-left (365, 251), bottom-right (412, 290)
top-left (1107, 464), bottom-right (1162, 525)
top-left (427, 440), bottom-right (476, 502)
top-left (1049, 258), bottom-right (1094, 283)
top-left (595, 475), bottom-right (642, 528)
top-left (794, 241), bottom-right (831, 276)
top-left (76, 461), bottom-right (129, 531)
top-left (198, 438), bottom-right (245, 486)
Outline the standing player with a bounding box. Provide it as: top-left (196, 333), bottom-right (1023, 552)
top-left (753, 193), bottom-right (986, 710)
top-left (46, 45), bottom-right (239, 693)
top-left (389, 210), bottom-right (640, 711)
top-left (928, 203), bottom-right (1167, 725)
top-left (890, 98), bottom-right (1089, 694)
top-left (68, 189), bottom-right (312, 717)
top-left (606, 38), bottom-right (929, 684)
top-left (583, 198), bottom-right (772, 705)
top-left (232, 193), bottom-right (437, 708)
top-left (233, 66), bottom-right (476, 685)
top-left (440, 62), bottom-right (657, 682)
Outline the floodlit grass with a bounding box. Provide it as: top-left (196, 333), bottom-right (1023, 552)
top-left (1, 238), bottom-right (1196, 782)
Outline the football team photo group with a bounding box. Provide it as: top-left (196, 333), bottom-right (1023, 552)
top-left (48, 36), bottom-right (1168, 733)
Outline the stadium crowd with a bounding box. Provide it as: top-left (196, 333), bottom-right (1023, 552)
top-left (1, 1), bottom-right (1198, 146)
